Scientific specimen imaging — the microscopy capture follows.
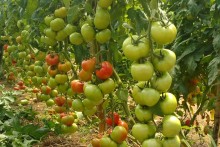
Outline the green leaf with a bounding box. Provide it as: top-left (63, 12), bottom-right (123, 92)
top-left (67, 5), bottom-right (82, 24)
top-left (208, 56), bottom-right (220, 85)
top-left (181, 139), bottom-right (192, 147)
top-left (30, 127), bottom-right (50, 140)
top-left (177, 43), bottom-right (196, 62)
top-left (208, 134), bottom-right (217, 147)
top-left (116, 88), bottom-right (128, 102)
top-left (212, 32), bottom-right (220, 53)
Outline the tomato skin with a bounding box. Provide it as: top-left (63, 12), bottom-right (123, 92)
top-left (81, 23), bottom-right (95, 42)
top-left (44, 15), bottom-right (54, 26)
top-left (135, 105), bottom-right (153, 122)
top-left (81, 57), bottom-right (96, 72)
top-left (98, 0), bottom-right (113, 8)
top-left (100, 137), bottom-right (117, 147)
top-left (50, 18), bottom-right (65, 32)
top-left (131, 123), bottom-right (151, 143)
top-left (91, 138), bottom-right (101, 147)
top-left (96, 61), bottom-right (113, 80)
top-left (130, 61), bottom-right (154, 81)
top-left (70, 80), bottom-right (84, 93)
top-left (162, 135), bottom-right (180, 147)
top-left (72, 99), bottom-right (84, 112)
top-left (98, 78), bottom-right (115, 94)
top-left (152, 49), bottom-right (176, 72)
top-left (110, 126), bottom-right (127, 144)
top-left (105, 118), bottom-right (113, 126)
top-left (78, 69), bottom-right (92, 81)
top-left (151, 72), bottom-right (172, 92)
top-left (54, 7), bottom-right (67, 18)
top-left (122, 35), bottom-right (150, 61)
top-left (159, 92), bottom-right (177, 115)
top-left (55, 74), bottom-right (68, 84)
top-left (96, 29), bottom-right (111, 44)
top-left (162, 115), bottom-right (181, 137)
top-left (61, 115), bottom-right (75, 126)
top-left (3, 44), bottom-right (8, 52)
top-left (151, 21), bottom-right (177, 45)
top-left (142, 138), bottom-right (162, 147)
top-left (48, 65), bottom-right (58, 77)
top-left (45, 53), bottom-right (59, 66)
top-left (58, 61), bottom-right (71, 73)
top-left (117, 120), bottom-right (129, 131)
top-left (69, 32), bottom-right (84, 45)
top-left (94, 7), bottom-right (110, 30)
top-left (84, 83), bottom-right (103, 102)
top-left (54, 96), bottom-right (66, 106)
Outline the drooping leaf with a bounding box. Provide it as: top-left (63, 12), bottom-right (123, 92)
top-left (208, 56), bottom-right (220, 85)
top-left (212, 32), bottom-right (220, 53)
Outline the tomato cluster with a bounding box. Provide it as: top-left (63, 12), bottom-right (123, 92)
top-left (122, 19), bottom-right (181, 145)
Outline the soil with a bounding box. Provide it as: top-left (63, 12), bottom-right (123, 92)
top-left (0, 80), bottom-right (219, 147)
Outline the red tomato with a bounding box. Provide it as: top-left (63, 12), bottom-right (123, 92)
top-left (45, 53), bottom-right (59, 66)
top-left (3, 44), bottom-right (8, 52)
top-left (54, 96), bottom-right (66, 106)
top-left (105, 118), bottom-right (113, 126)
top-left (96, 61), bottom-right (113, 80)
top-left (78, 69), bottom-right (92, 81)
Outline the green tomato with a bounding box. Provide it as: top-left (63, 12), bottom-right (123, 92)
top-left (162, 135), bottom-right (180, 147)
top-left (41, 36), bottom-right (57, 46)
top-left (20, 99), bottom-right (29, 105)
top-left (131, 123), bottom-right (151, 143)
top-left (122, 35), bottom-right (150, 61)
top-left (162, 115), bottom-right (181, 137)
top-left (48, 77), bottom-right (58, 89)
top-left (152, 49), bottom-right (176, 72)
top-left (84, 83), bottom-right (103, 102)
top-left (140, 88), bottom-right (160, 107)
top-left (44, 15), bottom-right (54, 26)
top-left (72, 99), bottom-right (84, 112)
top-left (69, 32), bottom-right (84, 45)
top-left (142, 138), bottom-right (162, 147)
top-left (151, 72), bottom-right (172, 92)
top-left (98, 0), bottom-right (113, 8)
top-left (50, 18), bottom-right (65, 31)
top-left (46, 98), bottom-right (55, 107)
top-left (44, 28), bottom-right (56, 39)
top-left (151, 21), bottom-right (177, 45)
top-left (131, 61), bottom-right (154, 81)
top-left (135, 105), bottom-right (153, 122)
top-left (81, 23), bottom-right (95, 42)
top-left (63, 24), bottom-right (77, 35)
top-left (96, 29), bottom-right (111, 44)
top-left (83, 106), bottom-right (97, 116)
top-left (57, 82), bottom-right (69, 93)
top-left (54, 7), bottom-right (67, 18)
top-left (98, 78), bottom-right (115, 94)
top-left (100, 137), bottom-right (117, 147)
top-left (55, 29), bottom-right (68, 41)
top-left (159, 92), bottom-right (177, 115)
top-left (55, 74), bottom-right (68, 84)
top-left (94, 7), bottom-right (110, 30)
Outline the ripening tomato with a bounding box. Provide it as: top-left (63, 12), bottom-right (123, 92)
top-left (70, 80), bottom-right (84, 93)
top-left (45, 53), bottom-right (59, 66)
top-left (54, 96), bottom-right (66, 106)
top-left (117, 120), bottom-right (129, 131)
top-left (3, 44), bottom-right (8, 52)
top-left (110, 126), bottom-right (127, 144)
top-left (151, 21), bottom-right (177, 45)
top-left (48, 65), bottom-right (58, 77)
top-left (58, 61), bottom-right (71, 73)
top-left (61, 115), bottom-right (75, 126)
top-left (81, 57), bottom-right (96, 72)
top-left (96, 61), bottom-right (113, 80)
top-left (78, 69), bottom-right (92, 81)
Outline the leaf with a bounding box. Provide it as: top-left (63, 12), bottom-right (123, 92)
top-left (184, 55), bottom-right (197, 74)
top-left (116, 88), bottom-right (128, 102)
top-left (208, 56), bottom-right (220, 85)
top-left (30, 127), bottom-right (50, 140)
top-left (67, 5), bottom-right (82, 24)
top-left (177, 43), bottom-right (196, 62)
top-left (181, 139), bottom-right (192, 147)
top-left (208, 134), bottom-right (217, 147)
top-left (212, 32), bottom-right (220, 53)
